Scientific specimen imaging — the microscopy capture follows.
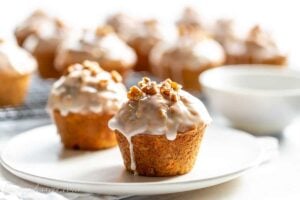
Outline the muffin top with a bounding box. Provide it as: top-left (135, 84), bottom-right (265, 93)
top-left (55, 26), bottom-right (137, 71)
top-left (0, 39), bottom-right (37, 76)
top-left (127, 19), bottom-right (163, 55)
top-left (47, 60), bottom-right (127, 116)
top-left (176, 7), bottom-right (204, 29)
top-left (109, 77), bottom-right (211, 140)
top-left (17, 10), bottom-right (68, 52)
top-left (212, 19), bottom-right (247, 56)
top-left (106, 13), bottom-right (140, 43)
top-left (245, 25), bottom-right (286, 61)
top-left (151, 29), bottom-right (225, 71)
top-left (106, 13), bottom-right (163, 54)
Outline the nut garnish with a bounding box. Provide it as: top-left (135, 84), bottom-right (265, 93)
top-left (160, 79), bottom-right (181, 102)
top-left (130, 77), bottom-right (181, 102)
top-left (111, 70), bottom-right (122, 83)
top-left (127, 86), bottom-right (144, 101)
top-left (98, 79), bottom-right (108, 89)
top-left (138, 77), bottom-right (158, 95)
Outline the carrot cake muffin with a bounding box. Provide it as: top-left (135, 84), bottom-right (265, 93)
top-left (47, 60), bottom-right (127, 150)
top-left (150, 28), bottom-right (225, 91)
top-left (109, 77), bottom-right (211, 176)
top-left (15, 10), bottom-right (69, 78)
top-left (106, 14), bottom-right (163, 72)
top-left (0, 38), bottom-right (37, 106)
top-left (213, 20), bottom-right (287, 65)
top-left (54, 26), bottom-right (136, 77)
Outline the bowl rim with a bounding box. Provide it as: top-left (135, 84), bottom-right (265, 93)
top-left (199, 64), bottom-right (300, 97)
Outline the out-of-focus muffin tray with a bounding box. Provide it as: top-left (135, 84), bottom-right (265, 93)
top-left (0, 75), bottom-right (54, 121)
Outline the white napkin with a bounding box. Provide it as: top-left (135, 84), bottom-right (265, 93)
top-left (0, 180), bottom-right (124, 200)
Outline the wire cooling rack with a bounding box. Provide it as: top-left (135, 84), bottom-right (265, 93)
top-left (0, 75), bottom-right (54, 121)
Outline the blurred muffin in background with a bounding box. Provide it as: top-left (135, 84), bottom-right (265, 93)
top-left (106, 13), bottom-right (140, 43)
top-left (213, 20), bottom-right (287, 66)
top-left (150, 27), bottom-right (225, 91)
top-left (55, 26), bottom-right (136, 78)
top-left (15, 10), bottom-right (69, 78)
top-left (106, 13), bottom-right (163, 72)
top-left (47, 61), bottom-right (127, 150)
top-left (0, 38), bottom-right (36, 107)
top-left (176, 7), bottom-right (204, 30)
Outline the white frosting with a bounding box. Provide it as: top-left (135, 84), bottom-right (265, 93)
top-left (55, 29), bottom-right (137, 71)
top-left (18, 11), bottom-right (68, 53)
top-left (108, 80), bottom-right (211, 172)
top-left (106, 13), bottom-right (163, 55)
top-left (106, 13), bottom-right (140, 42)
top-left (150, 36), bottom-right (225, 84)
top-left (47, 62), bottom-right (127, 116)
top-left (0, 40), bottom-right (37, 75)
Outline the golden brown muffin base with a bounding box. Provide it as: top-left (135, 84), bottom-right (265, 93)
top-left (226, 53), bottom-right (287, 66)
top-left (34, 49), bottom-right (61, 79)
top-left (0, 73), bottom-right (30, 107)
top-left (115, 124), bottom-right (207, 177)
top-left (53, 110), bottom-right (117, 150)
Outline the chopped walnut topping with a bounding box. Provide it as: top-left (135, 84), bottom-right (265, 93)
top-left (95, 25), bottom-right (114, 37)
top-left (127, 86), bottom-right (144, 101)
top-left (98, 79), bottom-right (108, 89)
top-left (138, 77), bottom-right (158, 95)
top-left (128, 77), bottom-right (181, 102)
top-left (160, 79), bottom-right (181, 102)
top-left (64, 61), bottom-right (103, 76)
top-left (82, 60), bottom-right (102, 76)
top-left (111, 70), bottom-right (122, 83)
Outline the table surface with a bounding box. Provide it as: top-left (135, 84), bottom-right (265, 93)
top-left (0, 118), bottom-right (299, 200)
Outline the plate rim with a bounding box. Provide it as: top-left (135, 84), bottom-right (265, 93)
top-left (0, 124), bottom-right (263, 194)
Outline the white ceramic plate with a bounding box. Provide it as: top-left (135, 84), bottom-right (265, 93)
top-left (1, 125), bottom-right (264, 195)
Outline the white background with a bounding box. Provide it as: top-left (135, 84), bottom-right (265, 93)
top-left (0, 0), bottom-right (299, 69)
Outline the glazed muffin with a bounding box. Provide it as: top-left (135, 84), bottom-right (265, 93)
top-left (0, 39), bottom-right (37, 106)
top-left (15, 10), bottom-right (68, 78)
top-left (109, 77), bottom-right (211, 176)
top-left (213, 21), bottom-right (287, 65)
top-left (150, 28), bottom-right (225, 91)
top-left (47, 61), bottom-right (127, 150)
top-left (106, 14), bottom-right (163, 72)
top-left (55, 26), bottom-right (136, 77)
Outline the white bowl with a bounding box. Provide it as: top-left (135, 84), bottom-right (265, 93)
top-left (199, 65), bottom-right (300, 135)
